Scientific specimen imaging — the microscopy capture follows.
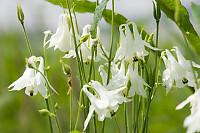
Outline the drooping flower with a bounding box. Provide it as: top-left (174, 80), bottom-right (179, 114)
top-left (8, 56), bottom-right (57, 98)
top-left (76, 24), bottom-right (107, 63)
top-left (126, 62), bottom-right (149, 98)
top-left (162, 47), bottom-right (200, 93)
top-left (99, 61), bottom-right (149, 98)
top-left (176, 89), bottom-right (200, 133)
top-left (83, 80), bottom-right (127, 130)
top-left (47, 13), bottom-right (76, 58)
top-left (114, 21), bottom-right (159, 62)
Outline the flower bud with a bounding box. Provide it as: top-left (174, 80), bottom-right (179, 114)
top-left (16, 1), bottom-right (24, 23)
top-left (39, 109), bottom-right (50, 116)
top-left (60, 58), bottom-right (71, 75)
top-left (80, 34), bottom-right (90, 43)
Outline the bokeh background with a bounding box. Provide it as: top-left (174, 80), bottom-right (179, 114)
top-left (1, 0), bottom-right (200, 132)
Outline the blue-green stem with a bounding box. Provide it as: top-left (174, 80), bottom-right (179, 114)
top-left (21, 23), bottom-right (33, 56)
top-left (102, 0), bottom-right (114, 132)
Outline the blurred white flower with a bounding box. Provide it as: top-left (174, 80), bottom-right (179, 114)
top-left (46, 13), bottom-right (76, 58)
top-left (83, 80), bottom-right (127, 130)
top-left (176, 89), bottom-right (200, 133)
top-left (162, 47), bottom-right (200, 93)
top-left (8, 56), bottom-right (56, 98)
top-left (78, 24), bottom-right (107, 63)
top-left (114, 22), bottom-right (159, 62)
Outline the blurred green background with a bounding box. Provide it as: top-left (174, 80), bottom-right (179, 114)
top-left (1, 0), bottom-right (200, 133)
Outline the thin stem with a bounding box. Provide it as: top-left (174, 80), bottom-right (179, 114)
top-left (33, 68), bottom-right (62, 133)
top-left (70, 86), bottom-right (73, 132)
top-left (114, 115), bottom-right (121, 133)
top-left (133, 95), bottom-right (138, 133)
top-left (45, 99), bottom-right (53, 133)
top-left (74, 89), bottom-right (83, 130)
top-left (93, 113), bottom-right (97, 133)
top-left (134, 96), bottom-right (142, 132)
top-left (102, 0), bottom-right (114, 131)
top-left (124, 102), bottom-right (128, 133)
top-left (106, 0), bottom-right (115, 85)
top-left (43, 36), bottom-right (53, 133)
top-left (21, 23), bottom-right (33, 56)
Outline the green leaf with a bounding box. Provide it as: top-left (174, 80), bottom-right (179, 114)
top-left (191, 2), bottom-right (200, 31)
top-left (90, 0), bottom-right (108, 39)
top-left (155, 0), bottom-right (200, 56)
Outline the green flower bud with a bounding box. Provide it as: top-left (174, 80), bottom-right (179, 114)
top-left (55, 103), bottom-right (59, 110)
top-left (60, 58), bottom-right (71, 75)
top-left (80, 34), bottom-right (90, 43)
top-left (16, 1), bottom-right (24, 23)
top-left (39, 109), bottom-right (50, 116)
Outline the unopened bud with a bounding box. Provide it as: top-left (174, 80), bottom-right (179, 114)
top-left (80, 34), bottom-right (90, 43)
top-left (127, 79), bottom-right (132, 89)
top-left (39, 109), bottom-right (50, 116)
top-left (16, 1), bottom-right (24, 23)
top-left (60, 58), bottom-right (71, 75)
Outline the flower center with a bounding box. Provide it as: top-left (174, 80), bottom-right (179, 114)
top-left (110, 109), bottom-right (116, 117)
top-left (182, 77), bottom-right (188, 84)
top-left (133, 56), bottom-right (138, 62)
top-left (29, 86), bottom-right (34, 96)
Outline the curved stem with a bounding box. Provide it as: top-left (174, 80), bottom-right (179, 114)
top-left (21, 23), bottom-right (33, 56)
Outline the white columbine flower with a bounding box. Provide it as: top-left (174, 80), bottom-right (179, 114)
top-left (114, 21), bottom-right (159, 62)
top-left (176, 89), bottom-right (200, 133)
top-left (78, 24), bottom-right (107, 63)
top-left (99, 61), bottom-right (149, 98)
top-left (126, 62), bottom-right (149, 98)
top-left (83, 80), bottom-right (127, 130)
top-left (47, 13), bottom-right (76, 58)
top-left (8, 56), bottom-right (56, 98)
top-left (162, 47), bottom-right (200, 93)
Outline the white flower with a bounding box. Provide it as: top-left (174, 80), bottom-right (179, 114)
top-left (8, 56), bottom-right (56, 98)
top-left (126, 62), bottom-right (149, 98)
top-left (99, 61), bottom-right (149, 98)
top-left (176, 89), bottom-right (200, 133)
top-left (114, 22), bottom-right (159, 62)
top-left (78, 24), bottom-right (107, 63)
top-left (83, 80), bottom-right (127, 130)
top-left (162, 47), bottom-right (200, 93)
top-left (47, 13), bottom-right (76, 58)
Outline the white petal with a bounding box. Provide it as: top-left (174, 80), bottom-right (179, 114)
top-left (176, 94), bottom-right (194, 110)
top-left (84, 105), bottom-right (95, 131)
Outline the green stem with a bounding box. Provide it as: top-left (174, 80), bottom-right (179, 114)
top-left (74, 89), bottom-right (83, 130)
top-left (106, 0), bottom-right (115, 85)
top-left (21, 23), bottom-right (33, 56)
top-left (33, 68), bottom-right (62, 133)
top-left (43, 36), bottom-right (53, 133)
top-left (114, 115), bottom-right (121, 133)
top-left (45, 99), bottom-right (53, 133)
top-left (70, 86), bottom-right (73, 132)
top-left (133, 95), bottom-right (138, 133)
top-left (134, 96), bottom-right (142, 132)
top-left (102, 120), bottom-right (105, 133)
top-left (124, 102), bottom-right (128, 133)
top-left (102, 0), bottom-right (114, 131)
